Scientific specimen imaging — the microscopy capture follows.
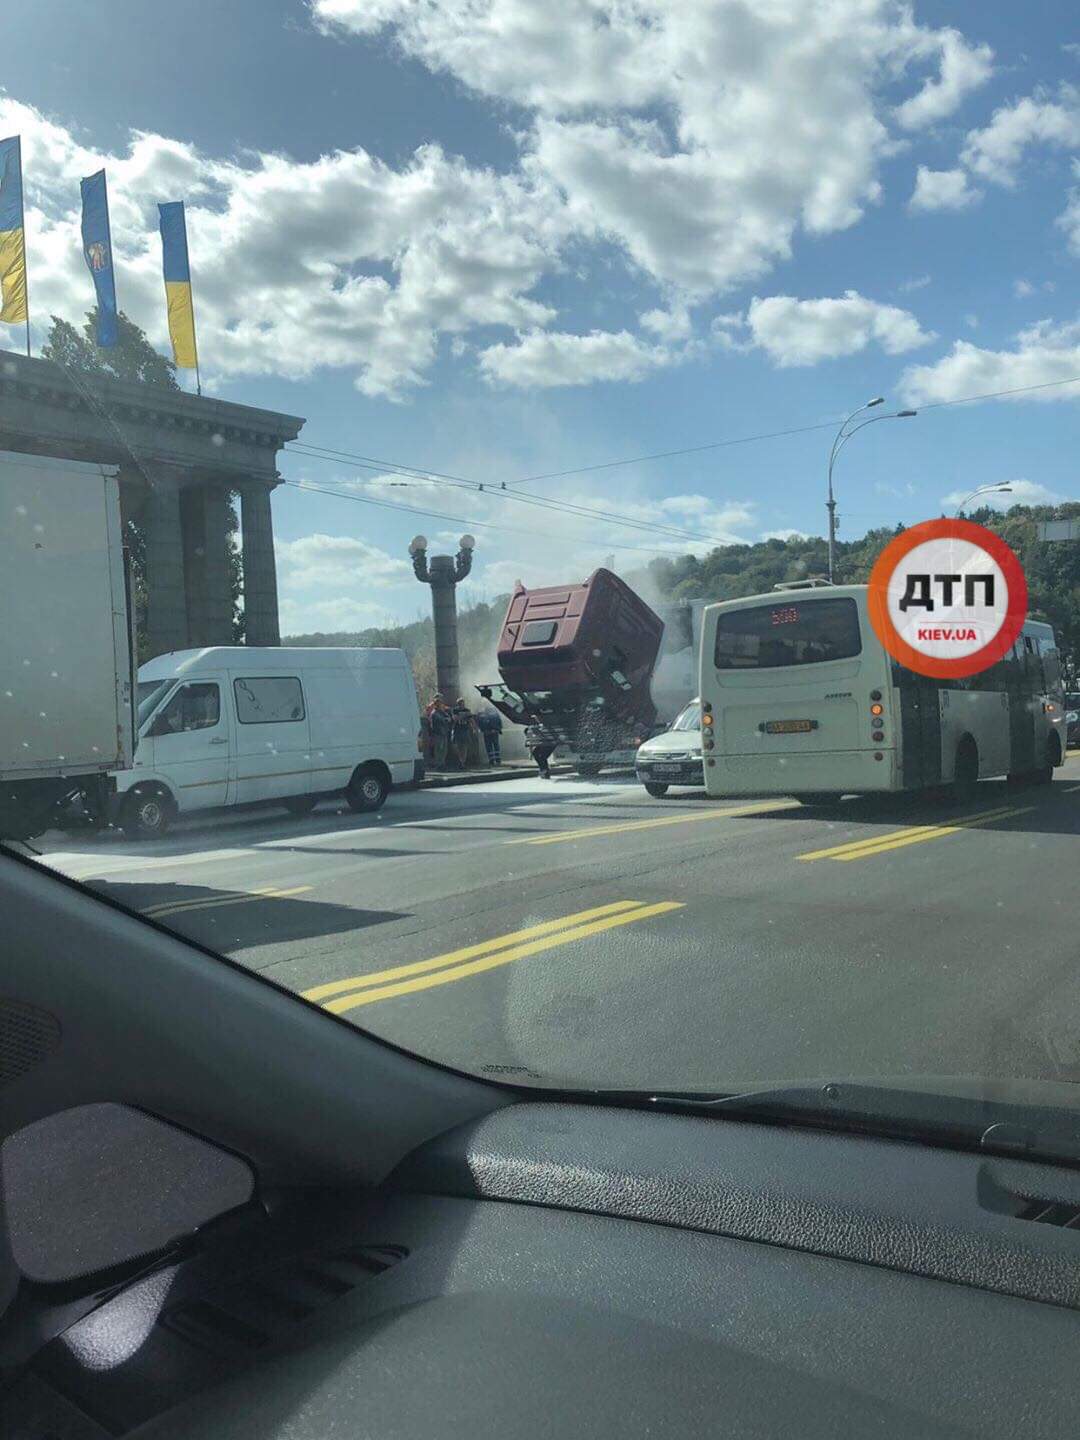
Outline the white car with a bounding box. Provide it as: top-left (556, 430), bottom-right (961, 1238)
top-left (634, 699), bottom-right (703, 797)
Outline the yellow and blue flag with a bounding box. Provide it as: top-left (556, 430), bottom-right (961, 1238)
top-left (0, 136), bottom-right (28, 326)
top-left (80, 169), bottom-right (118, 347)
top-left (158, 201), bottom-right (198, 370)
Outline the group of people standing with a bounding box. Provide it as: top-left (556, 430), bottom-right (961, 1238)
top-left (422, 694), bottom-right (503, 769)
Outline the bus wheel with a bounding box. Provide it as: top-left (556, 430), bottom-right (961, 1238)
top-left (951, 738), bottom-right (979, 803)
top-left (644, 782), bottom-right (669, 798)
top-left (795, 793), bottom-right (834, 806)
top-left (120, 786), bottom-right (173, 840)
top-left (1032, 735), bottom-right (1060, 785)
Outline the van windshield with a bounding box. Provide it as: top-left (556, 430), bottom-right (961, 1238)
top-left (137, 681), bottom-right (173, 728)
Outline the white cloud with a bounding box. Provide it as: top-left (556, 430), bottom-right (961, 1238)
top-left (1059, 163), bottom-right (1080, 254)
top-left (941, 479), bottom-right (1066, 511)
top-left (961, 85), bottom-right (1080, 187)
top-left (964, 313), bottom-right (978, 328)
top-left (316, 0), bottom-right (994, 299)
top-left (0, 4), bottom-right (1002, 398)
top-left (276, 532), bottom-right (411, 590)
top-left (909, 165), bottom-right (979, 212)
top-left (761, 528), bottom-right (808, 541)
top-left (894, 28), bottom-right (994, 131)
top-left (745, 290), bottom-right (933, 368)
top-left (899, 274), bottom-right (932, 292)
top-left (900, 318), bottom-right (1080, 406)
top-left (279, 595), bottom-right (402, 634)
top-left (478, 329), bottom-right (676, 389)
top-left (1014, 278), bottom-right (1036, 298)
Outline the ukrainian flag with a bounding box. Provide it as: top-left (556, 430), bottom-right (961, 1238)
top-left (0, 136), bottom-right (28, 326)
top-left (158, 201), bottom-right (198, 370)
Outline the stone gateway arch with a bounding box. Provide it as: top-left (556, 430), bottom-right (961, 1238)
top-left (0, 350), bottom-right (304, 656)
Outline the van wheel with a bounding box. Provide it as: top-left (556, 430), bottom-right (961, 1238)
top-left (950, 738), bottom-right (979, 804)
top-left (347, 766), bottom-right (389, 813)
top-left (120, 786), bottom-right (173, 840)
top-left (283, 795), bottom-right (317, 816)
top-left (644, 782), bottom-right (669, 798)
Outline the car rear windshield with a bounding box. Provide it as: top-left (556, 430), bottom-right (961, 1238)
top-left (714, 597), bottom-right (861, 670)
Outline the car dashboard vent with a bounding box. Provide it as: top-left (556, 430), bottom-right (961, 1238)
top-left (1015, 1199), bottom-right (1080, 1229)
top-left (162, 1242), bottom-right (408, 1355)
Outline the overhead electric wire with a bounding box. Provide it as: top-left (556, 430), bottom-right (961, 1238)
top-left (287, 371), bottom-right (1080, 498)
top-left (286, 442), bottom-right (733, 547)
top-left (279, 477), bottom-right (692, 557)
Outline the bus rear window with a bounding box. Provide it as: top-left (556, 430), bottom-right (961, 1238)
top-left (715, 597), bottom-right (861, 669)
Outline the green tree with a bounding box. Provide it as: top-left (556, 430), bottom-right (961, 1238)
top-left (41, 310), bottom-right (244, 654)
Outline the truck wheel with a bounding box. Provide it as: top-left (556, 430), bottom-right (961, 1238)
top-left (283, 795), bottom-right (318, 816)
top-left (644, 782), bottom-right (669, 798)
top-left (121, 786), bottom-right (173, 840)
top-left (346, 766), bottom-right (389, 813)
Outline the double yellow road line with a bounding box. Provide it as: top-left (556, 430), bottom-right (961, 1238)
top-left (507, 797), bottom-right (799, 847)
top-left (143, 883), bottom-right (312, 919)
top-left (797, 804), bottom-right (1032, 864)
top-left (304, 898), bottom-right (683, 1014)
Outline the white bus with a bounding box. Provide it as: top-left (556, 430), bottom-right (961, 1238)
top-left (698, 582), bottom-right (1065, 803)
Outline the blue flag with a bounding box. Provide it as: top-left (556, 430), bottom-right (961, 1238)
top-left (80, 169), bottom-right (118, 347)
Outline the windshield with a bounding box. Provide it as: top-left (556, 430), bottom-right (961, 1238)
top-left (670, 702), bottom-right (701, 733)
top-left (136, 680), bottom-right (173, 729)
top-left (5, 2), bottom-right (1080, 1139)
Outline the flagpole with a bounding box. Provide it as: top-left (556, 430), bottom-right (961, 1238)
top-left (186, 206), bottom-right (202, 396)
top-left (18, 137), bottom-right (29, 358)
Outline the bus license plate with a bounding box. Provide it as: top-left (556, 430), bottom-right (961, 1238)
top-left (764, 718), bottom-right (814, 734)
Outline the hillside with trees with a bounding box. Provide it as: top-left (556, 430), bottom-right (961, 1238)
top-left (285, 502), bottom-right (1080, 695)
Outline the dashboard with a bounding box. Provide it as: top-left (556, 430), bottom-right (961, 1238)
top-left (7, 1098), bottom-right (1080, 1439)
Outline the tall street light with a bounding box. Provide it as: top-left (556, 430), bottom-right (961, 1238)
top-left (826, 399), bottom-right (917, 582)
top-left (954, 482), bottom-right (1012, 516)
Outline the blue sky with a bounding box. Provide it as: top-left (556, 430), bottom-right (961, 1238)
top-left (3, 0), bottom-right (1079, 632)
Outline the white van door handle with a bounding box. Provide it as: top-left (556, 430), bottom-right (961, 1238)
top-left (208, 736), bottom-right (228, 745)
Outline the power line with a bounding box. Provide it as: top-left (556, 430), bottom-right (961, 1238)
top-left (286, 443), bottom-right (734, 547)
top-left (280, 477), bottom-right (691, 557)
top-left (288, 371), bottom-right (1080, 500)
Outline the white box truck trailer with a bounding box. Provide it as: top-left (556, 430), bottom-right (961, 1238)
top-left (0, 450), bottom-right (135, 840)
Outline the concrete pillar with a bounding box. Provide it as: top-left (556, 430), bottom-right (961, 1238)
top-left (240, 481), bottom-right (280, 646)
top-left (144, 481), bottom-right (188, 657)
top-left (182, 485), bottom-right (233, 647)
top-left (429, 555), bottom-right (461, 700)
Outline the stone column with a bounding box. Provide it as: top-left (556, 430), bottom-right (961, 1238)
top-left (144, 481), bottom-right (188, 657)
top-left (182, 485), bottom-right (233, 647)
top-left (240, 481), bottom-right (280, 646)
top-left (429, 556), bottom-right (461, 700)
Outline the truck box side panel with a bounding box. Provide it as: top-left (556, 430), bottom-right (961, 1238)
top-left (1, 451), bottom-right (131, 780)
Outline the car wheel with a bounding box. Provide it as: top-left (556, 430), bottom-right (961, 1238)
top-left (346, 766), bottom-right (389, 813)
top-left (120, 787), bottom-right (173, 840)
top-left (644, 782), bottom-right (669, 798)
top-left (283, 795), bottom-right (318, 816)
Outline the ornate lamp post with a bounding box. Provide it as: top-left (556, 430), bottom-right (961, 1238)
top-left (409, 533), bottom-right (475, 700)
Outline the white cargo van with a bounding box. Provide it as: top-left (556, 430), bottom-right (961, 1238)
top-left (114, 647), bottom-right (422, 838)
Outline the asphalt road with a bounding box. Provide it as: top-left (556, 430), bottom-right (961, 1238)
top-left (37, 755), bottom-right (1080, 1095)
